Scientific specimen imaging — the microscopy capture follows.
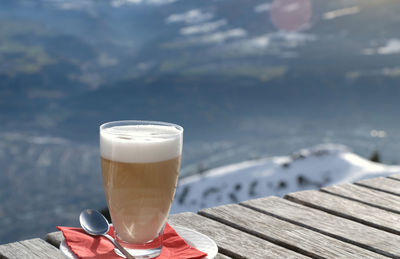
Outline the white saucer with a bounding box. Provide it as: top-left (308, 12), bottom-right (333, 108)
top-left (60, 225), bottom-right (218, 259)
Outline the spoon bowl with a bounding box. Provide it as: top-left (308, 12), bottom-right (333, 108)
top-left (79, 209), bottom-right (134, 259)
top-left (79, 209), bottom-right (109, 236)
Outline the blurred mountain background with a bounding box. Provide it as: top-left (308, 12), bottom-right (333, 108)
top-left (1, 0), bottom-right (400, 243)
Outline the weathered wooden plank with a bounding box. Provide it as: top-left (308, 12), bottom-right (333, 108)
top-left (356, 177), bottom-right (400, 196)
top-left (0, 238), bottom-right (64, 259)
top-left (241, 196), bottom-right (400, 258)
top-left (286, 190), bottom-right (400, 235)
top-left (388, 174), bottom-right (400, 181)
top-left (214, 253), bottom-right (232, 259)
top-left (45, 231), bottom-right (63, 248)
top-left (199, 203), bottom-right (385, 258)
top-left (322, 183), bottom-right (400, 214)
top-left (168, 212), bottom-right (308, 258)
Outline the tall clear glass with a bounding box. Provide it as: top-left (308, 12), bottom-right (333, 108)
top-left (100, 120), bottom-right (183, 258)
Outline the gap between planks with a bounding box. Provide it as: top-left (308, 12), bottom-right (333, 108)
top-left (239, 196), bottom-right (400, 258)
top-left (199, 203), bottom-right (385, 258)
top-left (284, 189), bottom-right (400, 236)
top-left (321, 183), bottom-right (400, 215)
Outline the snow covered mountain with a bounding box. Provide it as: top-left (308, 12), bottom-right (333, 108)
top-left (172, 144), bottom-right (400, 213)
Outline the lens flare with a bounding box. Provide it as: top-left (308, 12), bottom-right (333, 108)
top-left (270, 0), bottom-right (312, 31)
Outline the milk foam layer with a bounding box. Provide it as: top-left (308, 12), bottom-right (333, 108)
top-left (100, 125), bottom-right (182, 163)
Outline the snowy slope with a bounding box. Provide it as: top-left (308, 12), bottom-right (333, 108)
top-left (171, 144), bottom-right (400, 213)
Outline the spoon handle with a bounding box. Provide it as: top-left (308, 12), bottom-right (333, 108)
top-left (103, 234), bottom-right (134, 259)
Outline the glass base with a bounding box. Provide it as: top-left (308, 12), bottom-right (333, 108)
top-left (113, 226), bottom-right (164, 258)
top-left (114, 247), bottom-right (162, 259)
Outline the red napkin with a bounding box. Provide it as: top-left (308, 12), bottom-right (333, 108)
top-left (57, 223), bottom-right (207, 259)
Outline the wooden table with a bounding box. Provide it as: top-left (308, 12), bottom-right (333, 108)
top-left (3, 174), bottom-right (400, 258)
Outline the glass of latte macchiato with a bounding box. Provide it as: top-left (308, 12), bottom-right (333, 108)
top-left (100, 120), bottom-right (183, 258)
